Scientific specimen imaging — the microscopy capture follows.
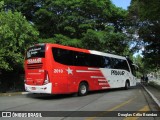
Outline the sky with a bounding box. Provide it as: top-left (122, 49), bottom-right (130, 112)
top-left (111, 0), bottom-right (131, 10)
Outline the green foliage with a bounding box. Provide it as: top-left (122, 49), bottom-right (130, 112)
top-left (82, 27), bottom-right (130, 56)
top-left (0, 1), bottom-right (4, 9)
top-left (0, 0), bottom-right (133, 73)
top-left (49, 34), bottom-right (81, 47)
top-left (82, 29), bottom-right (103, 50)
top-left (0, 9), bottom-right (39, 71)
top-left (1, 0), bottom-right (134, 67)
top-left (136, 0), bottom-right (160, 21)
top-left (128, 0), bottom-right (160, 70)
top-left (133, 54), bottom-right (157, 78)
top-left (3, 0), bottom-right (127, 36)
top-left (1, 0), bottom-right (130, 55)
top-left (38, 35), bottom-right (81, 48)
top-left (133, 55), bottom-right (144, 77)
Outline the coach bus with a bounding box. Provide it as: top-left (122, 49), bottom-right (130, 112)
top-left (24, 43), bottom-right (137, 96)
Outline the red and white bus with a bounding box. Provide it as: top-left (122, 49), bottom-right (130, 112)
top-left (24, 43), bottom-right (137, 96)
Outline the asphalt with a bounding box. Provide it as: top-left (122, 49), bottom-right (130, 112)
top-left (0, 83), bottom-right (160, 109)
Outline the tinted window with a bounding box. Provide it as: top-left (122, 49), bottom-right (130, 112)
top-left (52, 48), bottom-right (74, 65)
top-left (52, 47), bottom-right (130, 71)
top-left (74, 52), bottom-right (89, 66)
top-left (52, 48), bottom-right (105, 68)
top-left (104, 57), bottom-right (112, 68)
top-left (121, 60), bottom-right (130, 72)
top-left (26, 45), bottom-right (45, 59)
top-left (89, 54), bottom-right (105, 68)
top-left (127, 58), bottom-right (136, 75)
top-left (111, 58), bottom-right (130, 71)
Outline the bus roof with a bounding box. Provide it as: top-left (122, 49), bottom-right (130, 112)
top-left (89, 50), bottom-right (126, 60)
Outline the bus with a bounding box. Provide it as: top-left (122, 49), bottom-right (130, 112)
top-left (24, 43), bottom-right (137, 96)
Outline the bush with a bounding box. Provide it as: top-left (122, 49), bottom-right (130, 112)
top-left (149, 81), bottom-right (160, 90)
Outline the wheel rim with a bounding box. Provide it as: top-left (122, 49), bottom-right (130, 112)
top-left (81, 85), bottom-right (87, 94)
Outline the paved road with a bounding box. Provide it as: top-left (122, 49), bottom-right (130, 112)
top-left (0, 83), bottom-right (159, 120)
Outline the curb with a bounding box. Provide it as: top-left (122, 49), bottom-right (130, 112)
top-left (0, 92), bottom-right (28, 96)
top-left (142, 84), bottom-right (160, 108)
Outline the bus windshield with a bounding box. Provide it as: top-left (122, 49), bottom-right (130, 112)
top-left (131, 64), bottom-right (136, 76)
top-left (26, 44), bottom-right (45, 59)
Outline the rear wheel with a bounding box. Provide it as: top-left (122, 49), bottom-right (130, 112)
top-left (78, 82), bottom-right (88, 96)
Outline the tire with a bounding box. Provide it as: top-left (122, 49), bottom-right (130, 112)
top-left (124, 81), bottom-right (130, 90)
top-left (78, 82), bottom-right (88, 96)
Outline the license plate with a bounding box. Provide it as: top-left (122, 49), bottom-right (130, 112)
top-left (31, 87), bottom-right (36, 90)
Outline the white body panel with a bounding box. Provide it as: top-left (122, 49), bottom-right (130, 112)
top-left (100, 68), bottom-right (136, 88)
top-left (90, 50), bottom-right (137, 88)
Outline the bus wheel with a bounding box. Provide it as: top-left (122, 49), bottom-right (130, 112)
top-left (78, 82), bottom-right (88, 96)
top-left (124, 81), bottom-right (130, 90)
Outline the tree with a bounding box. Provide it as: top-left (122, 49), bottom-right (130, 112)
top-left (82, 27), bottom-right (130, 56)
top-left (0, 1), bottom-right (39, 92)
top-left (3, 0), bottom-right (127, 35)
top-left (0, 2), bottom-right (39, 71)
top-left (38, 34), bottom-right (81, 48)
top-left (128, 0), bottom-right (160, 70)
top-left (2, 0), bottom-right (134, 57)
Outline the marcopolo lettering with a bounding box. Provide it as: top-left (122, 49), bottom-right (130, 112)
top-left (111, 70), bottom-right (125, 75)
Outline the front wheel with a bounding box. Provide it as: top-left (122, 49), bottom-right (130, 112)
top-left (124, 81), bottom-right (130, 90)
top-left (78, 82), bottom-right (88, 96)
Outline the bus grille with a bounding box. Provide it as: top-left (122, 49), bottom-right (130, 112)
top-left (27, 63), bottom-right (43, 69)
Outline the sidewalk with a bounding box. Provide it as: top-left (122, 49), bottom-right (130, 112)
top-left (141, 83), bottom-right (160, 108)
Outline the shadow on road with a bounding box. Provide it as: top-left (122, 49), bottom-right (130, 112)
top-left (26, 85), bottom-right (138, 100)
top-left (26, 93), bottom-right (75, 100)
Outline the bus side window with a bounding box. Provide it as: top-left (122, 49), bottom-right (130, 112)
top-left (74, 52), bottom-right (89, 66)
top-left (111, 58), bottom-right (120, 69)
top-left (111, 58), bottom-right (130, 72)
top-left (131, 65), bottom-right (136, 76)
top-left (121, 60), bottom-right (130, 72)
top-left (104, 57), bottom-right (112, 68)
top-left (89, 54), bottom-right (105, 68)
top-left (52, 48), bottom-right (74, 65)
